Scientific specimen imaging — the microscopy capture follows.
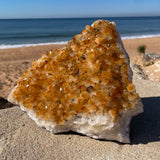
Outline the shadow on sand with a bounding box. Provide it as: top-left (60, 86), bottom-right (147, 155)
top-left (58, 97), bottom-right (160, 145)
top-left (1, 96), bottom-right (159, 144)
top-left (0, 96), bottom-right (14, 109)
top-left (130, 96), bottom-right (160, 144)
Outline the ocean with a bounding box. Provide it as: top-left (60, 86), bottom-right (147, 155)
top-left (0, 16), bottom-right (160, 49)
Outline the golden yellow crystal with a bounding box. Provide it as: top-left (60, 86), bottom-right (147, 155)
top-left (11, 20), bottom-right (140, 124)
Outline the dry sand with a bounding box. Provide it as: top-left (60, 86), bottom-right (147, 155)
top-left (0, 44), bottom-right (65, 99)
top-left (123, 37), bottom-right (160, 62)
top-left (0, 37), bottom-right (160, 159)
top-left (0, 37), bottom-right (160, 98)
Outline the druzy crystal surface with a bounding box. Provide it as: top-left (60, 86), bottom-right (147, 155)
top-left (8, 20), bottom-right (143, 143)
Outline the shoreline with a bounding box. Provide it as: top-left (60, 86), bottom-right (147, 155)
top-left (0, 36), bottom-right (160, 98)
top-left (0, 36), bottom-right (160, 62)
top-left (0, 35), bottom-right (160, 50)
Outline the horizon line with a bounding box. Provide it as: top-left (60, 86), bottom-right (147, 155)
top-left (0, 15), bottom-right (160, 20)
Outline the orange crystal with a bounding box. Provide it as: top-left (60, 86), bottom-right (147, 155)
top-left (12, 20), bottom-right (140, 124)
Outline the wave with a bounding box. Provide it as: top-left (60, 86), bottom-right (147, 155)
top-left (122, 34), bottom-right (160, 39)
top-left (0, 34), bottom-right (160, 49)
top-left (0, 41), bottom-right (68, 49)
top-left (0, 33), bottom-right (75, 39)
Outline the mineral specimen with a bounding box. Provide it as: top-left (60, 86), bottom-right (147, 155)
top-left (8, 20), bottom-right (143, 143)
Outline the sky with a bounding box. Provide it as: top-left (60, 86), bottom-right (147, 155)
top-left (0, 0), bottom-right (160, 19)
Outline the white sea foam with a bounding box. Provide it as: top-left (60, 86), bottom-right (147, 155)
top-left (122, 34), bottom-right (160, 40)
top-left (0, 34), bottom-right (160, 49)
top-left (0, 41), bottom-right (68, 49)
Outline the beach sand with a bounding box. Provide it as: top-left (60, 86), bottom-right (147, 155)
top-left (123, 37), bottom-right (160, 57)
top-left (0, 37), bottom-right (160, 98)
top-left (0, 37), bottom-right (160, 159)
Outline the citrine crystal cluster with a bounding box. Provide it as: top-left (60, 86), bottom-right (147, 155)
top-left (8, 20), bottom-right (143, 143)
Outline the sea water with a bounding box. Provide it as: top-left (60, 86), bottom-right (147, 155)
top-left (0, 16), bottom-right (160, 49)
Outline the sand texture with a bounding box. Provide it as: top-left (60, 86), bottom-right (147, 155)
top-left (0, 37), bottom-right (160, 159)
top-left (0, 77), bottom-right (160, 160)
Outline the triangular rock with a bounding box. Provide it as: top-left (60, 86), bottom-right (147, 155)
top-left (8, 20), bottom-right (143, 143)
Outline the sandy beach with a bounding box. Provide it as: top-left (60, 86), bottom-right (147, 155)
top-left (0, 37), bottom-right (160, 98)
top-left (123, 37), bottom-right (160, 57)
top-left (0, 37), bottom-right (160, 159)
